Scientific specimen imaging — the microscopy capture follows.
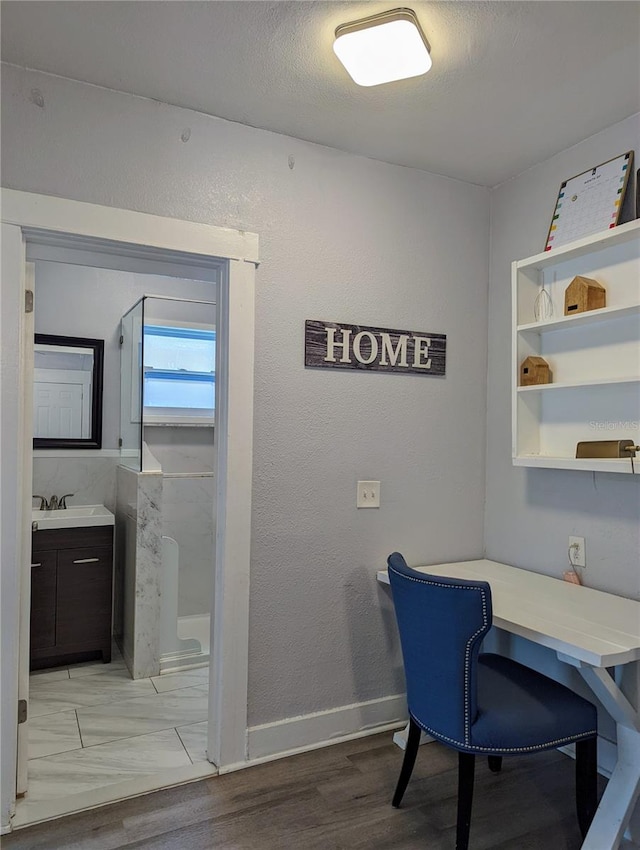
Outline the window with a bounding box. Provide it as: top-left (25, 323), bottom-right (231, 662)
top-left (143, 324), bottom-right (215, 424)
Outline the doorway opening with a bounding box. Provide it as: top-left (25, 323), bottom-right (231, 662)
top-left (22, 262), bottom-right (218, 825)
top-left (1, 191), bottom-right (257, 833)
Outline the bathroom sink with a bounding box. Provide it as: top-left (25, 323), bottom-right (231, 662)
top-left (32, 505), bottom-right (115, 530)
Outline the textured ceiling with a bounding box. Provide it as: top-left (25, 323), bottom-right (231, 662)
top-left (1, 1), bottom-right (639, 186)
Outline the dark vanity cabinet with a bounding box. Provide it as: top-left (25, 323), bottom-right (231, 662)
top-left (30, 525), bottom-right (113, 669)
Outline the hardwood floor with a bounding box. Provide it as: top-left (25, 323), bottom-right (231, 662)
top-left (4, 733), bottom-right (603, 849)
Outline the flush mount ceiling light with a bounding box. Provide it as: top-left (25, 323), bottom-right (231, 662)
top-left (333, 8), bottom-right (431, 87)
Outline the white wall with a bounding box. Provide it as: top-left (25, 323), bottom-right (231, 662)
top-left (486, 113), bottom-right (639, 600)
top-left (1, 65), bottom-right (490, 727)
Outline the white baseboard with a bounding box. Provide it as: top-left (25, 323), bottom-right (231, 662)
top-left (594, 735), bottom-right (618, 778)
top-left (235, 702), bottom-right (619, 805)
top-left (558, 733), bottom-right (616, 777)
top-left (246, 693), bottom-right (408, 764)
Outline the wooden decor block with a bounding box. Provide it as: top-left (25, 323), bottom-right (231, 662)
top-left (520, 356), bottom-right (551, 386)
top-left (564, 276), bottom-right (606, 316)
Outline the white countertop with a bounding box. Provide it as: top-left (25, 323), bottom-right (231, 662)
top-left (32, 505), bottom-right (115, 530)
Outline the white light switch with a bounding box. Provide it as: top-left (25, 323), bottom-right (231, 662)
top-left (357, 480), bottom-right (380, 508)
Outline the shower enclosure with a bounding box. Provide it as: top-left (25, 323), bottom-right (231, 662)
top-left (117, 295), bottom-right (216, 677)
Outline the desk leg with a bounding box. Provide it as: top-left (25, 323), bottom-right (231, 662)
top-left (580, 725), bottom-right (640, 850)
top-left (393, 721), bottom-right (434, 750)
top-left (558, 659), bottom-right (640, 850)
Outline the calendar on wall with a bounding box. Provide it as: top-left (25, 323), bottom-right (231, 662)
top-left (544, 151), bottom-right (634, 251)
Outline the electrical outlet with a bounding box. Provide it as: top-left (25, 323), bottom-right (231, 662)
top-left (357, 480), bottom-right (380, 508)
top-left (568, 536), bottom-right (586, 568)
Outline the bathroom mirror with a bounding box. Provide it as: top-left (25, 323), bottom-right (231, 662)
top-left (33, 334), bottom-right (104, 449)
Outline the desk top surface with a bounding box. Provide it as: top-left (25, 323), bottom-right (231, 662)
top-left (377, 559), bottom-right (640, 668)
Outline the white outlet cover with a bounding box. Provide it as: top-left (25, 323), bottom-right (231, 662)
top-left (568, 536), bottom-right (586, 568)
top-left (357, 480), bottom-right (380, 508)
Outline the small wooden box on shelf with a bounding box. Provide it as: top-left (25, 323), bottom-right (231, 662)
top-left (519, 356), bottom-right (551, 386)
top-left (564, 275), bottom-right (606, 315)
top-left (512, 219), bottom-right (640, 474)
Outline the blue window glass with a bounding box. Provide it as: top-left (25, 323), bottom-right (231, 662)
top-left (143, 325), bottom-right (215, 419)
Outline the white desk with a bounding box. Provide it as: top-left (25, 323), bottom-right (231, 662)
top-left (377, 559), bottom-right (640, 850)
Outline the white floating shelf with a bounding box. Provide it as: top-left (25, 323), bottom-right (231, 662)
top-left (517, 376), bottom-right (640, 393)
top-left (513, 455), bottom-right (638, 475)
top-left (515, 219), bottom-right (640, 272)
top-left (512, 222), bottom-right (640, 473)
top-left (517, 303), bottom-right (640, 334)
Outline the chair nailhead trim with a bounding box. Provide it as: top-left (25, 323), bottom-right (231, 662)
top-left (410, 715), bottom-right (597, 753)
top-left (389, 566), bottom-right (489, 746)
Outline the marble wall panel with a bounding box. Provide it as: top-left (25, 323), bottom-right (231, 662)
top-left (133, 472), bottom-right (163, 679)
top-left (143, 427), bottom-right (214, 474)
top-left (32, 456), bottom-right (118, 511)
top-left (114, 466), bottom-right (137, 657)
top-left (116, 463), bottom-right (213, 676)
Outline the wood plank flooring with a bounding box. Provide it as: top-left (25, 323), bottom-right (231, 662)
top-left (4, 733), bottom-right (604, 850)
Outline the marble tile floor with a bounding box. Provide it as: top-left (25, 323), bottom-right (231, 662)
top-left (18, 651), bottom-right (211, 822)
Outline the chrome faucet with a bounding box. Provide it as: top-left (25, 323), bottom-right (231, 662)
top-left (32, 494), bottom-right (74, 510)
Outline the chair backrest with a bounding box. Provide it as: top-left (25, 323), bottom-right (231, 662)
top-left (387, 552), bottom-right (492, 748)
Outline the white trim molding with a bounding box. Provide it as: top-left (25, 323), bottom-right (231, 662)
top-left (0, 222), bottom-right (27, 832)
top-left (242, 694), bottom-right (408, 768)
top-left (1, 189), bottom-right (259, 264)
top-left (207, 257), bottom-right (255, 768)
top-left (0, 189), bottom-right (258, 831)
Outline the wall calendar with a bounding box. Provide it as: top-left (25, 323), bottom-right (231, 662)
top-left (545, 151), bottom-right (634, 251)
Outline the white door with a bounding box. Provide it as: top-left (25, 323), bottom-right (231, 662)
top-left (33, 381), bottom-right (84, 439)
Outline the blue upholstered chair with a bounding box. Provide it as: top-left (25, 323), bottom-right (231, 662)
top-left (387, 552), bottom-right (598, 850)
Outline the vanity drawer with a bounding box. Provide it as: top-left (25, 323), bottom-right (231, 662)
top-left (32, 525), bottom-right (113, 552)
top-left (30, 550), bottom-right (57, 652)
top-left (57, 545), bottom-right (113, 571)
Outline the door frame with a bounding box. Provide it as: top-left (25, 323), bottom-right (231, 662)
top-left (0, 189), bottom-right (258, 831)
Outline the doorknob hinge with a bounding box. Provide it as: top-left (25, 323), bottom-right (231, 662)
top-left (18, 699), bottom-right (27, 724)
top-left (25, 290), bottom-right (34, 313)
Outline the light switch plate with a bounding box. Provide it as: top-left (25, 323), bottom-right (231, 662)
top-left (357, 480), bottom-right (380, 508)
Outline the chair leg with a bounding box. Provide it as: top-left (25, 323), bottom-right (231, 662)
top-left (456, 752), bottom-right (476, 850)
top-left (575, 736), bottom-right (598, 839)
top-left (392, 718), bottom-right (421, 808)
top-left (488, 755), bottom-right (502, 773)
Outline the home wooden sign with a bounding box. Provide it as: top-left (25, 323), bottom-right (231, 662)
top-left (305, 320), bottom-right (446, 376)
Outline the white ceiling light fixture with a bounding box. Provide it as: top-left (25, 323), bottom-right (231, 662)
top-left (333, 7), bottom-right (431, 87)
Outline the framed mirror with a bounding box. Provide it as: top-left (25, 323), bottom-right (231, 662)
top-left (33, 334), bottom-right (104, 449)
